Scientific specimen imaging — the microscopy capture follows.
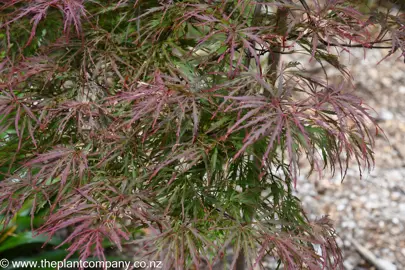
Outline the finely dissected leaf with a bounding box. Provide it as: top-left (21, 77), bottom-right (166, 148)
top-left (2, 0), bottom-right (86, 46)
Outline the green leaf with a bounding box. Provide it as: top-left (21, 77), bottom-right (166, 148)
top-left (0, 232), bottom-right (63, 253)
top-left (206, 116), bottom-right (231, 133)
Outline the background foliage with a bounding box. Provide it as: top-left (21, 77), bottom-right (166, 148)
top-left (0, 0), bottom-right (404, 269)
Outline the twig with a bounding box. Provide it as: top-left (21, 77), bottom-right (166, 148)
top-left (348, 237), bottom-right (395, 270)
top-left (318, 37), bottom-right (393, 49)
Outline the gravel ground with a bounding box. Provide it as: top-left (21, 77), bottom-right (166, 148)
top-left (295, 48), bottom-right (405, 270)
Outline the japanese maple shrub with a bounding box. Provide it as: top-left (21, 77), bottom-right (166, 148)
top-left (0, 0), bottom-right (403, 269)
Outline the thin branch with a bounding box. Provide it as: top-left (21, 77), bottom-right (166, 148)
top-left (318, 37), bottom-right (394, 49)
